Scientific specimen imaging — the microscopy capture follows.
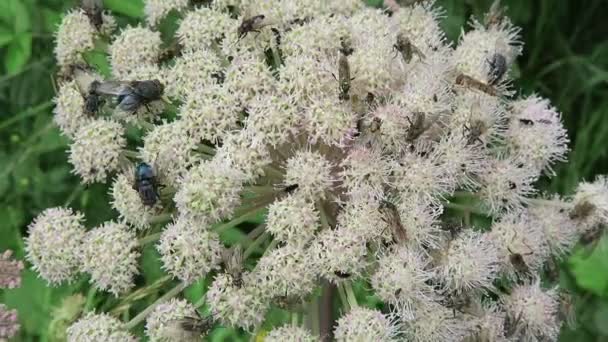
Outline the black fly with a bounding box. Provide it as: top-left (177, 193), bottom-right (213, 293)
top-left (94, 80), bottom-right (164, 113)
top-left (487, 53), bottom-right (507, 85)
top-left (133, 163), bottom-right (159, 206)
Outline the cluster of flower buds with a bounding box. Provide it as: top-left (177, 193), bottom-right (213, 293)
top-left (28, 0), bottom-right (606, 340)
top-left (0, 250), bottom-right (22, 340)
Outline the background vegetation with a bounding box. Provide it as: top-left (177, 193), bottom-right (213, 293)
top-left (0, 0), bottom-right (607, 340)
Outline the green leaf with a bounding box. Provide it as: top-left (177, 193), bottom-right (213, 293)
top-left (0, 26), bottom-right (13, 47)
top-left (140, 244), bottom-right (164, 283)
top-left (569, 237), bottom-right (608, 296)
top-left (82, 50), bottom-right (112, 78)
top-left (5, 33), bottom-right (32, 75)
top-left (10, 0), bottom-right (30, 33)
top-left (104, 0), bottom-right (144, 18)
top-left (42, 8), bottom-right (62, 34)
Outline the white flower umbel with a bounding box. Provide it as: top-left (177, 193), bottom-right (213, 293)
top-left (371, 245), bottom-right (436, 306)
top-left (80, 221), bottom-right (139, 296)
top-left (284, 150), bottom-right (335, 200)
top-left (67, 313), bottom-right (137, 342)
top-left (570, 175), bottom-right (608, 232)
top-left (53, 80), bottom-right (92, 138)
top-left (68, 118), bottom-right (126, 184)
top-left (206, 274), bottom-right (269, 331)
top-left (489, 212), bottom-right (549, 279)
top-left (177, 7), bottom-right (236, 52)
top-left (265, 325), bottom-right (317, 342)
top-left (502, 280), bottom-right (560, 341)
top-left (266, 194), bottom-right (319, 245)
top-left (157, 217), bottom-right (222, 284)
top-left (110, 172), bottom-right (161, 230)
top-left (55, 10), bottom-right (96, 67)
top-left (145, 298), bottom-right (198, 342)
top-left (140, 120), bottom-right (199, 187)
top-left (174, 158), bottom-right (244, 223)
top-left (109, 26), bottom-right (162, 79)
top-left (507, 95), bottom-right (569, 174)
top-left (528, 196), bottom-right (579, 257)
top-left (334, 307), bottom-right (399, 342)
top-left (401, 299), bottom-right (474, 342)
top-left (144, 0), bottom-right (189, 26)
top-left (436, 230), bottom-right (500, 294)
top-left (25, 208), bottom-right (85, 285)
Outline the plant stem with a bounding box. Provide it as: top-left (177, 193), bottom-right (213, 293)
top-left (310, 295), bottom-right (320, 337)
top-left (243, 232), bottom-right (271, 259)
top-left (197, 144), bottom-right (216, 155)
top-left (214, 207), bottom-right (266, 234)
top-left (343, 282), bottom-right (358, 308)
top-left (137, 232), bottom-right (162, 246)
top-left (336, 284), bottom-right (349, 311)
top-left (124, 282), bottom-right (187, 330)
top-left (149, 213), bottom-right (173, 225)
top-left (84, 286), bottom-right (97, 312)
top-left (0, 101), bottom-right (53, 131)
top-left (319, 281), bottom-right (335, 342)
top-left (110, 275), bottom-right (171, 315)
top-left (122, 150), bottom-right (140, 160)
top-left (443, 201), bottom-right (487, 216)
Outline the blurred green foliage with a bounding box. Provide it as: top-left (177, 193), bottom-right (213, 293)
top-left (0, 0), bottom-right (607, 340)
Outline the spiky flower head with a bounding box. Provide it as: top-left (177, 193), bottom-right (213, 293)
top-left (67, 312), bottom-right (137, 342)
top-left (400, 300), bottom-right (474, 342)
top-left (174, 158), bottom-right (244, 223)
top-left (139, 120), bottom-right (199, 187)
top-left (489, 212), bottom-right (549, 279)
top-left (371, 245), bottom-right (436, 306)
top-left (53, 80), bottom-right (92, 138)
top-left (507, 95), bottom-right (569, 174)
top-left (334, 307), bottom-right (399, 342)
top-left (177, 7), bottom-right (235, 52)
top-left (80, 221), bottom-right (139, 295)
top-left (436, 229), bottom-right (500, 294)
top-left (109, 26), bottom-right (162, 79)
top-left (284, 150), bottom-right (335, 200)
top-left (0, 250), bottom-right (24, 289)
top-left (502, 280), bottom-right (560, 341)
top-left (157, 217), bottom-right (223, 284)
top-left (145, 298), bottom-right (198, 342)
top-left (68, 118), bottom-right (126, 184)
top-left (266, 194), bottom-right (319, 245)
top-left (570, 175), bottom-right (608, 232)
top-left (165, 49), bottom-right (223, 100)
top-left (528, 196), bottom-right (579, 256)
top-left (55, 10), bottom-right (97, 67)
top-left (110, 172), bottom-right (161, 230)
top-left (265, 325), bottom-right (317, 342)
top-left (250, 244), bottom-right (317, 300)
top-left (206, 274), bottom-right (269, 331)
top-left (0, 304), bottom-right (19, 340)
top-left (145, 0), bottom-right (189, 26)
top-left (25, 207), bottom-right (85, 285)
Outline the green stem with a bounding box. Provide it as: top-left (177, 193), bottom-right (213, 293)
top-left (83, 287), bottom-right (97, 312)
top-left (336, 284), bottom-right (349, 311)
top-left (318, 201), bottom-right (331, 230)
top-left (310, 296), bottom-right (320, 336)
top-left (0, 101), bottom-right (53, 131)
top-left (292, 311), bottom-right (299, 326)
top-left (243, 232), bottom-right (271, 259)
top-left (525, 197), bottom-right (569, 208)
top-left (110, 275), bottom-right (171, 314)
top-left (124, 282), bottom-right (187, 330)
top-left (137, 232), bottom-right (162, 246)
top-left (443, 201), bottom-right (487, 216)
top-left (343, 283), bottom-right (358, 308)
top-left (197, 144), bottom-right (216, 156)
top-left (122, 150), bottom-right (140, 160)
top-left (149, 213), bottom-right (173, 225)
top-left (214, 207), bottom-right (266, 234)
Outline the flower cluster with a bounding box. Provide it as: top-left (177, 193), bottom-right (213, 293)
top-left (28, 0), bottom-right (606, 340)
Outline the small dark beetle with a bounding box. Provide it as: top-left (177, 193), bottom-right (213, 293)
top-left (133, 163), bottom-right (159, 206)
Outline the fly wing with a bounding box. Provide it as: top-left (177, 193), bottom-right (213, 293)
top-left (94, 80), bottom-right (130, 96)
